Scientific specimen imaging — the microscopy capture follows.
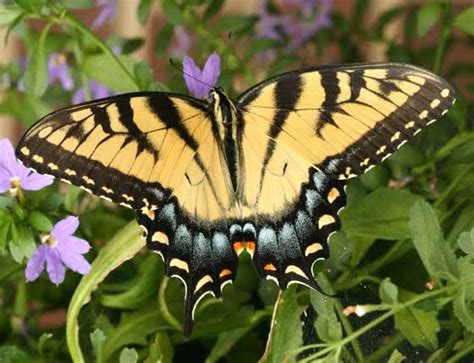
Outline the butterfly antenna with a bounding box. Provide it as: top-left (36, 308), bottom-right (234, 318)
top-left (169, 58), bottom-right (216, 89)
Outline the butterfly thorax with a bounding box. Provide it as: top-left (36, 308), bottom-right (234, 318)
top-left (209, 88), bottom-right (241, 196)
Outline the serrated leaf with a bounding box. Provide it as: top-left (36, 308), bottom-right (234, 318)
top-left (342, 188), bottom-right (420, 240)
top-left (28, 211), bottom-right (52, 232)
top-left (416, 2), bottom-right (443, 37)
top-left (261, 288), bottom-right (302, 363)
top-left (83, 54), bottom-right (137, 92)
top-left (90, 329), bottom-right (106, 363)
top-left (409, 201), bottom-right (458, 280)
top-left (23, 23), bottom-right (51, 97)
top-left (379, 278), bottom-right (398, 304)
top-left (453, 259), bottom-right (474, 333)
top-left (387, 349), bottom-right (406, 363)
top-left (104, 307), bottom-right (172, 359)
top-left (395, 306), bottom-right (439, 350)
top-left (457, 229), bottom-right (474, 255)
top-left (66, 221), bottom-right (145, 363)
top-left (119, 348), bottom-right (138, 363)
top-left (453, 6), bottom-right (474, 35)
top-left (8, 223), bottom-right (35, 263)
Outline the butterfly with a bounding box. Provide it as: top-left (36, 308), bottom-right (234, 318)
top-left (16, 63), bottom-right (455, 335)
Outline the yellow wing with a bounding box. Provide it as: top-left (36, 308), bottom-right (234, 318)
top-left (16, 92), bottom-right (239, 335)
top-left (235, 63), bottom-right (455, 288)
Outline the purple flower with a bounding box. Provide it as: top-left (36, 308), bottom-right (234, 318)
top-left (257, 0), bottom-right (332, 51)
top-left (93, 0), bottom-right (117, 28)
top-left (72, 80), bottom-right (112, 104)
top-left (170, 26), bottom-right (192, 57)
top-left (0, 139), bottom-right (53, 197)
top-left (183, 52), bottom-right (220, 99)
top-left (48, 53), bottom-right (74, 91)
top-left (25, 216), bottom-right (92, 285)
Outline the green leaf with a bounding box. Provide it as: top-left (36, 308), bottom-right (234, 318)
top-left (162, 0), bottom-right (182, 25)
top-left (0, 346), bottom-right (30, 363)
top-left (0, 220), bottom-right (11, 251)
top-left (394, 306), bottom-right (439, 350)
top-left (28, 211), bottom-right (52, 232)
top-left (133, 61), bottom-right (154, 91)
top-left (83, 54), bottom-right (138, 92)
top-left (14, 0), bottom-right (46, 13)
top-left (204, 0), bottom-right (224, 21)
top-left (154, 23), bottom-right (174, 55)
top-left (310, 278), bottom-right (342, 343)
top-left (379, 278), bottom-right (398, 304)
top-left (147, 332), bottom-right (173, 363)
top-left (409, 200), bottom-right (458, 280)
top-left (206, 327), bottom-right (252, 363)
top-left (260, 288), bottom-right (302, 363)
top-left (66, 221), bottom-right (144, 363)
top-left (214, 15), bottom-right (258, 35)
top-left (9, 223), bottom-right (35, 263)
top-left (387, 349), bottom-right (406, 363)
top-left (458, 229), bottom-right (474, 255)
top-left (100, 254), bottom-right (162, 309)
top-left (453, 6), bottom-right (474, 35)
top-left (453, 255), bottom-right (474, 332)
top-left (119, 348), bottom-right (138, 363)
top-left (90, 329), bottom-right (106, 363)
top-left (104, 307), bottom-right (172, 359)
top-left (137, 0), bottom-right (152, 25)
top-left (0, 6), bottom-right (22, 27)
top-left (416, 2), bottom-right (443, 37)
top-left (23, 23), bottom-right (51, 97)
top-left (0, 196), bottom-right (13, 210)
top-left (342, 188), bottom-right (420, 240)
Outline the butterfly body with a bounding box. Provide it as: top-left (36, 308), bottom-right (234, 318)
top-left (16, 63), bottom-right (455, 335)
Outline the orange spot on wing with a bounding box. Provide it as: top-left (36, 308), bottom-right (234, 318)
top-left (233, 241), bottom-right (245, 255)
top-left (219, 268), bottom-right (232, 278)
top-left (264, 263), bottom-right (277, 272)
top-left (245, 241), bottom-right (256, 255)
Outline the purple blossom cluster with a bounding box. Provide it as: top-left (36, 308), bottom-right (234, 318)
top-left (258, 0), bottom-right (332, 50)
top-left (0, 138), bottom-right (91, 285)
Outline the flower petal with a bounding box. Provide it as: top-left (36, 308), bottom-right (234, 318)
top-left (45, 248), bottom-right (65, 285)
top-left (183, 56), bottom-right (205, 98)
top-left (0, 168), bottom-right (11, 193)
top-left (25, 245), bottom-right (47, 282)
top-left (58, 236), bottom-right (91, 254)
top-left (20, 170), bottom-right (53, 191)
top-left (0, 138), bottom-right (18, 173)
top-left (51, 216), bottom-right (80, 239)
top-left (201, 52), bottom-right (221, 94)
top-left (58, 248), bottom-right (91, 275)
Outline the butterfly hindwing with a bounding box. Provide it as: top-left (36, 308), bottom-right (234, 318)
top-left (236, 63), bottom-right (455, 290)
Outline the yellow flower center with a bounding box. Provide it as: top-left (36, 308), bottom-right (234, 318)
top-left (41, 233), bottom-right (57, 247)
top-left (9, 176), bottom-right (21, 197)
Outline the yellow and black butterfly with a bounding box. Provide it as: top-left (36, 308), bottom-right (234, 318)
top-left (16, 63), bottom-right (455, 335)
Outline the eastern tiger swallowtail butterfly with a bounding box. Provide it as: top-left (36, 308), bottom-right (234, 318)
top-left (16, 63), bottom-right (455, 335)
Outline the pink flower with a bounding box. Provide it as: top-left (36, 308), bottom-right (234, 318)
top-left (25, 216), bottom-right (92, 285)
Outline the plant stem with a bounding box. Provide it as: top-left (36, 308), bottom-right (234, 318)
top-left (61, 12), bottom-right (140, 90)
top-left (434, 165), bottom-right (474, 208)
top-left (433, 1), bottom-right (452, 73)
top-left (297, 284), bottom-right (458, 361)
top-left (447, 341), bottom-right (474, 362)
top-left (365, 332), bottom-right (404, 362)
top-left (158, 277), bottom-right (182, 331)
